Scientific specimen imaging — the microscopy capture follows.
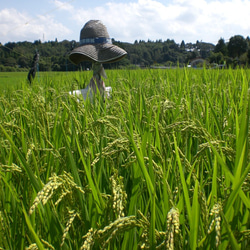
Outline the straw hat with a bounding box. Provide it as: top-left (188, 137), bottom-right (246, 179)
top-left (69, 20), bottom-right (127, 64)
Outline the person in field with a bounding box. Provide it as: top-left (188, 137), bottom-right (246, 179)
top-left (69, 20), bottom-right (127, 100)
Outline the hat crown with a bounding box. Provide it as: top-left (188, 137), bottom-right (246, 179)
top-left (80, 20), bottom-right (109, 39)
top-left (69, 19), bottom-right (127, 64)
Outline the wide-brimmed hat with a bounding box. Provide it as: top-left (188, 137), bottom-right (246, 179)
top-left (69, 20), bottom-right (127, 64)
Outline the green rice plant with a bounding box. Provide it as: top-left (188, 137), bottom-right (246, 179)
top-left (0, 68), bottom-right (249, 249)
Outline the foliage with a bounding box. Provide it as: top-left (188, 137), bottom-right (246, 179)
top-left (214, 38), bottom-right (228, 56)
top-left (1, 39), bottom-right (213, 72)
top-left (0, 40), bottom-right (77, 72)
top-left (1, 34), bottom-right (250, 71)
top-left (209, 36), bottom-right (250, 67)
top-left (228, 35), bottom-right (248, 58)
top-left (0, 68), bottom-right (249, 249)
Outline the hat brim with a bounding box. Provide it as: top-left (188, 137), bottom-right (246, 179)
top-left (69, 43), bottom-right (127, 64)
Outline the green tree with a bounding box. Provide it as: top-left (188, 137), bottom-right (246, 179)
top-left (214, 38), bottom-right (227, 55)
top-left (247, 49), bottom-right (250, 65)
top-left (180, 40), bottom-right (185, 50)
top-left (228, 35), bottom-right (248, 58)
top-left (4, 57), bottom-right (17, 67)
top-left (209, 52), bottom-right (224, 64)
top-left (18, 56), bottom-right (29, 68)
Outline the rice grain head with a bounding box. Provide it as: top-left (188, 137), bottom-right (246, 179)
top-left (29, 172), bottom-right (85, 214)
top-left (61, 210), bottom-right (78, 247)
top-left (0, 163), bottom-right (22, 173)
top-left (166, 207), bottom-right (180, 250)
top-left (110, 172), bottom-right (127, 218)
top-left (208, 202), bottom-right (222, 247)
top-left (81, 228), bottom-right (95, 250)
top-left (40, 239), bottom-right (55, 249)
top-left (25, 243), bottom-right (38, 250)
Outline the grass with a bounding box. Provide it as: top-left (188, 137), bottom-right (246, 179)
top-left (0, 67), bottom-right (249, 249)
top-left (0, 72), bottom-right (27, 91)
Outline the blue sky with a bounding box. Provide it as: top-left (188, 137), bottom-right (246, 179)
top-left (1, 0), bottom-right (250, 45)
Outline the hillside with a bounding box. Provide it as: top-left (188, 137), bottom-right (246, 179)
top-left (0, 35), bottom-right (250, 71)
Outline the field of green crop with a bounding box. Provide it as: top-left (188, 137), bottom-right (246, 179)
top-left (0, 68), bottom-right (249, 249)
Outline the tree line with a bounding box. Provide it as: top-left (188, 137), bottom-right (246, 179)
top-left (1, 35), bottom-right (250, 72)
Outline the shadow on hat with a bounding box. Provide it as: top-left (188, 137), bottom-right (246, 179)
top-left (69, 20), bottom-right (127, 64)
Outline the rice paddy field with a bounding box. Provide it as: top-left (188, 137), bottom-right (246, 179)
top-left (0, 68), bottom-right (249, 249)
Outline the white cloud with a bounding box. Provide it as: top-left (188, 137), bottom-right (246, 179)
top-left (66, 0), bottom-right (205, 43)
top-left (52, 0), bottom-right (75, 12)
top-left (1, 0), bottom-right (250, 44)
top-left (0, 8), bottom-right (71, 44)
top-left (0, 8), bottom-right (28, 37)
top-left (80, 0), bottom-right (250, 43)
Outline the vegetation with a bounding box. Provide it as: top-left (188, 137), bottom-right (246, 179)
top-left (0, 68), bottom-right (249, 249)
top-left (1, 34), bottom-right (250, 72)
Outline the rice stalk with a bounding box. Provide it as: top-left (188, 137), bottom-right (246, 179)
top-left (0, 69), bottom-right (249, 249)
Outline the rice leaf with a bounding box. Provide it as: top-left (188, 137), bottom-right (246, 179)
top-left (0, 124), bottom-right (41, 192)
top-left (220, 210), bottom-right (240, 250)
top-left (75, 135), bottom-right (105, 213)
top-left (22, 203), bottom-right (45, 250)
top-left (173, 134), bottom-right (192, 223)
top-left (204, 91), bottom-right (223, 140)
top-left (207, 139), bottom-right (250, 209)
top-left (190, 177), bottom-right (200, 249)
